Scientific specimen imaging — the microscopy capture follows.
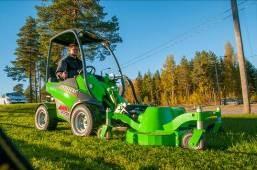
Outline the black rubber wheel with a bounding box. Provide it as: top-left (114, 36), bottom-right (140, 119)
top-left (35, 105), bottom-right (57, 130)
top-left (97, 126), bottom-right (111, 140)
top-left (71, 105), bottom-right (93, 136)
top-left (181, 132), bottom-right (204, 150)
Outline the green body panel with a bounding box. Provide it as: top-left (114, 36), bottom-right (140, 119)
top-left (126, 129), bottom-right (179, 146)
top-left (137, 107), bottom-right (185, 132)
top-left (46, 82), bottom-right (78, 109)
top-left (86, 75), bottom-right (106, 102)
top-left (111, 113), bottom-right (140, 130)
top-left (45, 74), bottom-right (119, 121)
top-left (76, 75), bottom-right (89, 93)
top-left (163, 111), bottom-right (220, 131)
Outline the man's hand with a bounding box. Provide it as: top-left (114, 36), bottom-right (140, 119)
top-left (62, 72), bottom-right (68, 80)
top-left (57, 71), bottom-right (68, 80)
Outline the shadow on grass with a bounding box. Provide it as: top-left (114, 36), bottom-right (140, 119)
top-left (0, 112), bottom-right (34, 117)
top-left (221, 117), bottom-right (257, 134)
top-left (56, 126), bottom-right (70, 130)
top-left (225, 150), bottom-right (257, 157)
top-left (0, 122), bottom-right (34, 129)
top-left (13, 139), bottom-right (122, 170)
top-left (139, 165), bottom-right (159, 170)
top-left (206, 117), bottom-right (257, 151)
top-left (0, 122), bottom-right (70, 132)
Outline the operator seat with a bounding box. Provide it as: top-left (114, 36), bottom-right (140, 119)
top-left (48, 67), bottom-right (58, 82)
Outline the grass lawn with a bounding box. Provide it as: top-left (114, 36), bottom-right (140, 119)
top-left (1, 104), bottom-right (257, 169)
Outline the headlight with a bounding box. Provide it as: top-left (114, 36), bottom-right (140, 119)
top-left (109, 73), bottom-right (115, 79)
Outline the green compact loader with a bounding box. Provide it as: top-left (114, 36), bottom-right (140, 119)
top-left (35, 29), bottom-right (222, 150)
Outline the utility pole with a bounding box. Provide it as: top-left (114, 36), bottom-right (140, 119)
top-left (231, 0), bottom-right (251, 113)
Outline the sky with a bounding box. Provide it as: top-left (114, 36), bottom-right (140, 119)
top-left (0, 0), bottom-right (257, 95)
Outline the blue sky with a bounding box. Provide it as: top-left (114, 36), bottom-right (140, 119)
top-left (0, 0), bottom-right (257, 95)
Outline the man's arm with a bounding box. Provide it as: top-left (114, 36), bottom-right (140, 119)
top-left (56, 58), bottom-right (68, 80)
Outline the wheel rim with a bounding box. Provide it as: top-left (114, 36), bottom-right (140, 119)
top-left (182, 133), bottom-right (204, 150)
top-left (75, 112), bottom-right (88, 134)
top-left (37, 110), bottom-right (46, 128)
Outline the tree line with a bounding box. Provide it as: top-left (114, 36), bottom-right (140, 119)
top-left (124, 42), bottom-right (257, 105)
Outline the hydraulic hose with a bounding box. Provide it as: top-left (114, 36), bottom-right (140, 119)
top-left (123, 75), bottom-right (140, 104)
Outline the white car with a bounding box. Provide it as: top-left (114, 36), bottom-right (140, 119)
top-left (0, 93), bottom-right (27, 104)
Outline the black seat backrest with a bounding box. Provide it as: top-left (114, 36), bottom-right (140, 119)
top-left (48, 67), bottom-right (58, 82)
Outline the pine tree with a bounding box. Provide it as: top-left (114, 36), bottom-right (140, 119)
top-left (223, 42), bottom-right (237, 98)
top-left (191, 51), bottom-right (216, 104)
top-left (13, 84), bottom-right (24, 94)
top-left (134, 72), bottom-right (143, 103)
top-left (142, 71), bottom-right (153, 104)
top-left (221, 42), bottom-right (242, 99)
top-left (152, 70), bottom-right (161, 105)
top-left (246, 60), bottom-right (257, 98)
top-left (36, 0), bottom-right (122, 66)
top-left (124, 81), bottom-right (134, 103)
top-left (176, 56), bottom-right (192, 104)
top-left (5, 16), bottom-right (40, 102)
top-left (4, 61), bottom-right (26, 82)
top-left (161, 55), bottom-right (177, 105)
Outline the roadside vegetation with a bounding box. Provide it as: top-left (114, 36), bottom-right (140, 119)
top-left (124, 45), bottom-right (257, 106)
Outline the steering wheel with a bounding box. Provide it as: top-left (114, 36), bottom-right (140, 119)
top-left (86, 66), bottom-right (96, 74)
top-left (78, 66), bottom-right (96, 75)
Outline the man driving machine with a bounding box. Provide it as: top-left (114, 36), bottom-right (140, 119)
top-left (56, 43), bottom-right (82, 80)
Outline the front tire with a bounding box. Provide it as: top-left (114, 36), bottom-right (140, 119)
top-left (97, 126), bottom-right (111, 140)
top-left (181, 132), bottom-right (204, 150)
top-left (35, 105), bottom-right (57, 130)
top-left (71, 105), bottom-right (93, 136)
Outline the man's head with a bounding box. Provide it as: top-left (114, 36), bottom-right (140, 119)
top-left (68, 43), bottom-right (78, 57)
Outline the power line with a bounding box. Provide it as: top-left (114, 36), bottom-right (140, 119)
top-left (121, 1), bottom-right (252, 69)
top-left (121, 1), bottom-right (251, 68)
top-left (121, 11), bottom-right (230, 68)
top-left (223, 0), bottom-right (257, 19)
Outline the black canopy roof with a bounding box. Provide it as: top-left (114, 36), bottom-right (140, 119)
top-left (50, 29), bottom-right (106, 46)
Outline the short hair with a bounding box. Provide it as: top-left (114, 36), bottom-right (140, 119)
top-left (68, 43), bottom-right (78, 48)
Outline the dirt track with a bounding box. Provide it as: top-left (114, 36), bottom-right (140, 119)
top-left (184, 104), bottom-right (257, 114)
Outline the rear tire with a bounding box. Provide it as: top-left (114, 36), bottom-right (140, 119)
top-left (71, 105), bottom-right (93, 136)
top-left (181, 132), bottom-right (204, 150)
top-left (35, 105), bottom-right (57, 130)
